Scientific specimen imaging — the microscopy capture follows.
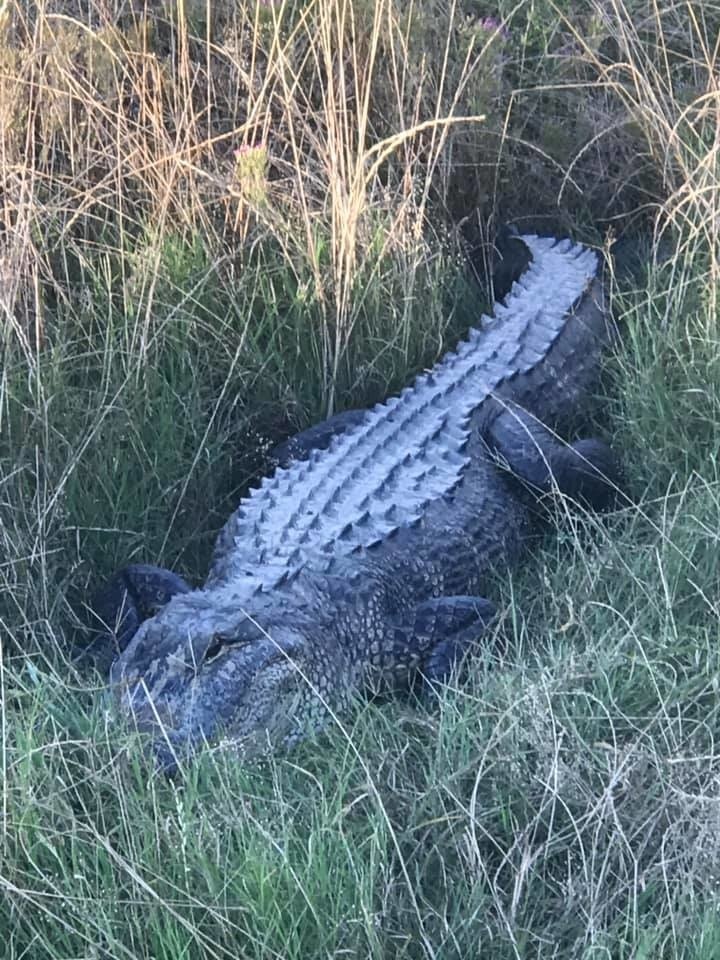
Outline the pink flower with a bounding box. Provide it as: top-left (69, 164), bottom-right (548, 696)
top-left (234, 142), bottom-right (266, 159)
top-left (479, 16), bottom-right (509, 38)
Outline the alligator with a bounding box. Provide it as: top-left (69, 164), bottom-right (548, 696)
top-left (93, 234), bottom-right (619, 772)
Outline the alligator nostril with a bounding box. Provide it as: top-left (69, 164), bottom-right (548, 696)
top-left (204, 638), bottom-right (226, 664)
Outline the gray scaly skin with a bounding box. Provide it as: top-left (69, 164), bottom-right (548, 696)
top-left (98, 235), bottom-right (618, 772)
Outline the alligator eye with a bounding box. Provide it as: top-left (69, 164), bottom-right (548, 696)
top-left (204, 637), bottom-right (228, 664)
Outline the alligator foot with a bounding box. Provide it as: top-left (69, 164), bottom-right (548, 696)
top-left (402, 595), bottom-right (497, 690)
top-left (486, 404), bottom-right (621, 512)
top-left (80, 564), bottom-right (191, 672)
top-left (551, 437), bottom-right (620, 511)
top-left (420, 597), bottom-right (497, 688)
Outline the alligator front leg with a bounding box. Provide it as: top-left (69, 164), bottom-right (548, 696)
top-left (82, 564), bottom-right (191, 671)
top-left (378, 595), bottom-right (497, 694)
top-left (485, 403), bottom-right (620, 512)
top-left (415, 595), bottom-right (499, 684)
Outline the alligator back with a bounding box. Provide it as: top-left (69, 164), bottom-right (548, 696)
top-left (209, 236), bottom-right (603, 586)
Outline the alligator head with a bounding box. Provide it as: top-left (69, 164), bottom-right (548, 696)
top-left (109, 571), bottom-right (352, 773)
top-left (108, 558), bottom-right (498, 772)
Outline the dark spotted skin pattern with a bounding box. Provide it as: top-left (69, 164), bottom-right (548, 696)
top-left (92, 236), bottom-right (619, 772)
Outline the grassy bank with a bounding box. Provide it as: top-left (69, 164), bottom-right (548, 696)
top-left (1, 0), bottom-right (719, 956)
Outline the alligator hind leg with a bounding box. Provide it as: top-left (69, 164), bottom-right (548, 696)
top-left (485, 403), bottom-right (620, 511)
top-left (81, 564), bottom-right (191, 671)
